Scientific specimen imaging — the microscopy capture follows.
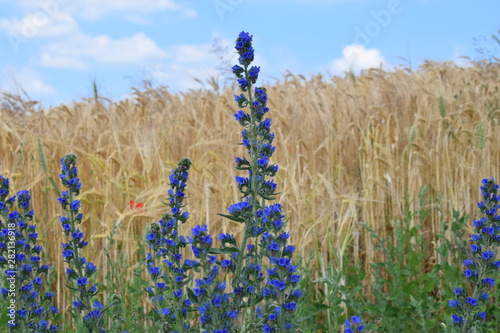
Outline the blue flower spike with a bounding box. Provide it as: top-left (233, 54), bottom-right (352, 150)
top-left (0, 176), bottom-right (60, 331)
top-left (59, 154), bottom-right (109, 332)
top-left (449, 178), bottom-right (499, 330)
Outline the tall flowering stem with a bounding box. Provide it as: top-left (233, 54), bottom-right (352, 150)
top-left (58, 154), bottom-right (109, 332)
top-left (0, 176), bottom-right (59, 332)
top-left (218, 31), bottom-right (301, 332)
top-left (146, 158), bottom-right (238, 332)
top-left (448, 177), bottom-right (499, 331)
top-left (145, 158), bottom-right (194, 332)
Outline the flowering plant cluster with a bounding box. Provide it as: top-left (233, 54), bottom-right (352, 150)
top-left (448, 177), bottom-right (499, 331)
top-left (145, 158), bottom-right (197, 332)
top-left (226, 31), bottom-right (301, 332)
top-left (58, 154), bottom-right (110, 332)
top-left (0, 175), bottom-right (59, 332)
top-left (143, 31), bottom-right (301, 332)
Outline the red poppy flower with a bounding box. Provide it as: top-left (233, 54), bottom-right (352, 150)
top-left (128, 200), bottom-right (144, 212)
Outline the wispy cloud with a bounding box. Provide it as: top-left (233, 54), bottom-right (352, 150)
top-left (76, 0), bottom-right (180, 20)
top-left (15, 0), bottom-right (196, 21)
top-left (124, 14), bottom-right (152, 25)
top-left (143, 42), bottom-right (219, 90)
top-left (2, 66), bottom-right (55, 96)
top-left (40, 32), bottom-right (166, 69)
top-left (452, 43), bottom-right (472, 67)
top-left (284, 0), bottom-right (360, 3)
top-left (0, 12), bottom-right (78, 38)
top-left (134, 37), bottom-right (246, 91)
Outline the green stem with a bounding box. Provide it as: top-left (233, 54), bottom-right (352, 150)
top-left (67, 191), bottom-right (96, 332)
top-left (233, 64), bottom-right (267, 332)
top-left (234, 65), bottom-right (258, 284)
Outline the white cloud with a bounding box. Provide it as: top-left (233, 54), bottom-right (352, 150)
top-left (452, 43), bottom-right (472, 67)
top-left (144, 43), bottom-right (218, 90)
top-left (179, 8), bottom-right (197, 18)
top-left (40, 32), bottom-right (166, 69)
top-left (168, 44), bottom-right (213, 63)
top-left (2, 67), bottom-right (55, 96)
top-left (138, 37), bottom-right (270, 92)
top-left (39, 52), bottom-right (86, 70)
top-left (286, 0), bottom-right (360, 2)
top-left (329, 44), bottom-right (387, 74)
top-left (134, 41), bottom-right (224, 91)
top-left (0, 12), bottom-right (78, 38)
top-left (124, 15), bottom-right (152, 25)
top-left (16, 0), bottom-right (196, 20)
top-left (78, 0), bottom-right (179, 20)
top-left (147, 62), bottom-right (220, 91)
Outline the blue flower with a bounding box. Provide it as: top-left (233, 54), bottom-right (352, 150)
top-left (72, 230), bottom-right (84, 240)
top-left (476, 311), bottom-right (486, 319)
top-left (267, 242), bottom-right (280, 252)
top-left (77, 277), bottom-right (88, 286)
top-left (192, 224), bottom-right (208, 237)
top-left (184, 259), bottom-right (199, 267)
top-left (257, 156), bottom-right (268, 167)
top-left (471, 234), bottom-right (482, 241)
top-left (228, 201), bottom-right (251, 215)
top-left (479, 292), bottom-right (489, 300)
top-left (232, 65), bottom-right (243, 75)
top-left (345, 316), bottom-right (364, 332)
top-left (482, 277), bottom-right (495, 286)
top-left (269, 279), bottom-right (286, 290)
top-left (452, 314), bottom-right (462, 324)
top-left (70, 200), bottom-right (81, 211)
top-left (149, 266), bottom-right (161, 276)
top-left (481, 250), bottom-right (494, 260)
top-left (463, 259), bottom-right (474, 266)
top-left (237, 78), bottom-right (248, 91)
top-left (86, 262), bottom-right (97, 275)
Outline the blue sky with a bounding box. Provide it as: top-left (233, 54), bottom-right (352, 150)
top-left (1, 0), bottom-right (499, 107)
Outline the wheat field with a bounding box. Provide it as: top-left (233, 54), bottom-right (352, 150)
top-left (1, 60), bottom-right (499, 313)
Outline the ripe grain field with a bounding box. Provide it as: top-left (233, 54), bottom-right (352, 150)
top-left (1, 61), bottom-right (499, 319)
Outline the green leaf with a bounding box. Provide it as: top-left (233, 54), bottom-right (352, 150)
top-left (148, 308), bottom-right (160, 322)
top-left (425, 319), bottom-right (436, 330)
top-left (260, 194), bottom-right (276, 201)
top-left (310, 302), bottom-right (330, 313)
top-left (65, 284), bottom-right (79, 291)
top-left (186, 287), bottom-right (198, 304)
top-left (209, 247), bottom-right (240, 254)
top-left (218, 213), bottom-right (245, 223)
